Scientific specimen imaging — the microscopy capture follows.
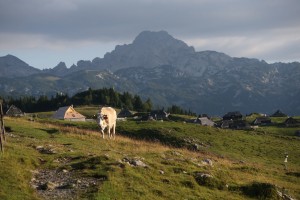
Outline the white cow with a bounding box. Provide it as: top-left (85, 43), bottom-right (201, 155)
top-left (96, 107), bottom-right (117, 139)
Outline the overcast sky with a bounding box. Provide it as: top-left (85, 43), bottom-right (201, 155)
top-left (0, 0), bottom-right (299, 69)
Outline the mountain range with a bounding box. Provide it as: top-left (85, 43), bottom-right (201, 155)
top-left (1, 30), bottom-right (300, 115)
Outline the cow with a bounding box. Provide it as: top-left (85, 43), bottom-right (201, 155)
top-left (96, 107), bottom-right (117, 139)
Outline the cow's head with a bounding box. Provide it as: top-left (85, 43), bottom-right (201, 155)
top-left (96, 112), bottom-right (108, 130)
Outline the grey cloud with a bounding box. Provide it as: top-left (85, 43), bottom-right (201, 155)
top-left (0, 0), bottom-right (300, 64)
top-left (1, 0), bottom-right (299, 41)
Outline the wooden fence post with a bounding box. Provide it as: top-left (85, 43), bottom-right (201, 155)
top-left (0, 99), bottom-right (5, 152)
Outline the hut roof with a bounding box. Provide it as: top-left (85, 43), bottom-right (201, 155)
top-left (223, 111), bottom-right (243, 120)
top-left (6, 105), bottom-right (24, 116)
top-left (150, 109), bottom-right (170, 119)
top-left (271, 110), bottom-right (287, 117)
top-left (284, 117), bottom-right (300, 125)
top-left (196, 117), bottom-right (215, 126)
top-left (252, 117), bottom-right (272, 125)
top-left (117, 108), bottom-right (133, 118)
top-left (52, 106), bottom-right (85, 120)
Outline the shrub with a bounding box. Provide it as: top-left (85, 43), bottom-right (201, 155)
top-left (193, 172), bottom-right (226, 190)
top-left (241, 182), bottom-right (280, 199)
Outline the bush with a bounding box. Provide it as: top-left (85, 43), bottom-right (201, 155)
top-left (241, 182), bottom-right (280, 199)
top-left (193, 172), bottom-right (226, 190)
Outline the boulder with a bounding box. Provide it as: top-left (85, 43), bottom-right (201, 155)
top-left (202, 159), bottom-right (213, 166)
top-left (122, 157), bottom-right (147, 167)
top-left (39, 181), bottom-right (58, 190)
top-left (194, 172), bottom-right (226, 190)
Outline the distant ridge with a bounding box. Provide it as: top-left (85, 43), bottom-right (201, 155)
top-left (0, 31), bottom-right (300, 115)
top-left (0, 54), bottom-right (40, 77)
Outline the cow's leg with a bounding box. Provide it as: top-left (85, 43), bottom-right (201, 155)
top-left (108, 127), bottom-right (111, 139)
top-left (113, 124), bottom-right (116, 140)
top-left (101, 130), bottom-right (105, 139)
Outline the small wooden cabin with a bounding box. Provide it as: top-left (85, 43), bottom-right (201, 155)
top-left (271, 110), bottom-right (287, 117)
top-left (223, 111), bottom-right (243, 121)
top-left (6, 105), bottom-right (24, 117)
top-left (252, 117), bottom-right (272, 126)
top-left (284, 117), bottom-right (300, 127)
top-left (219, 120), bottom-right (251, 130)
top-left (194, 117), bottom-right (215, 127)
top-left (52, 105), bottom-right (86, 121)
top-left (117, 108), bottom-right (133, 118)
top-left (150, 109), bottom-right (170, 120)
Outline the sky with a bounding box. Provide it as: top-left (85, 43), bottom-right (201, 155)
top-left (0, 0), bottom-right (300, 69)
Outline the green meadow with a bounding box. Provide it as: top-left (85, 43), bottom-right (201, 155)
top-left (0, 111), bottom-right (299, 199)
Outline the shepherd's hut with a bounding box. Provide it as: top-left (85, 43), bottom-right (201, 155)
top-left (52, 105), bottom-right (86, 121)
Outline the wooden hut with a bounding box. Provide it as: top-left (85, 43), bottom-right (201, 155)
top-left (5, 105), bottom-right (24, 117)
top-left (52, 105), bottom-right (86, 121)
top-left (284, 117), bottom-right (300, 127)
top-left (117, 108), bottom-right (133, 118)
top-left (150, 109), bottom-right (170, 120)
top-left (223, 111), bottom-right (243, 121)
top-left (195, 117), bottom-right (215, 127)
top-left (271, 110), bottom-right (287, 117)
top-left (252, 117), bottom-right (272, 126)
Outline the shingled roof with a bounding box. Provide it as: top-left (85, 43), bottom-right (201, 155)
top-left (117, 108), bottom-right (133, 118)
top-left (52, 105), bottom-right (85, 121)
top-left (195, 117), bottom-right (215, 127)
top-left (271, 110), bottom-right (287, 117)
top-left (223, 111), bottom-right (243, 120)
top-left (6, 105), bottom-right (24, 117)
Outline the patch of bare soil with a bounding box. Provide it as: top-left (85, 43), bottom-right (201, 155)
top-left (31, 167), bottom-right (103, 199)
top-left (30, 144), bottom-right (105, 199)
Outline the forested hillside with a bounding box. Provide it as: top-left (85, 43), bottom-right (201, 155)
top-left (1, 88), bottom-right (151, 113)
top-left (1, 88), bottom-right (194, 116)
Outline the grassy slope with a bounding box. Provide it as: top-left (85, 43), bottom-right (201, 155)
top-left (0, 117), bottom-right (299, 199)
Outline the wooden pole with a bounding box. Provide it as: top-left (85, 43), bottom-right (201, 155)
top-left (0, 99), bottom-right (5, 152)
top-left (0, 122), bottom-right (2, 152)
top-left (0, 132), bottom-right (2, 152)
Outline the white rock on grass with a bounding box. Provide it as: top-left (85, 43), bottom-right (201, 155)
top-left (202, 159), bottom-right (213, 166)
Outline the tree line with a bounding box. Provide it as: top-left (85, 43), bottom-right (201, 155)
top-left (1, 88), bottom-right (194, 115)
top-left (166, 105), bottom-right (196, 116)
top-left (1, 88), bottom-right (150, 113)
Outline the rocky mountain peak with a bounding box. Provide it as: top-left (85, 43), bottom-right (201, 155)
top-left (133, 30), bottom-right (171, 43)
top-left (0, 54), bottom-right (29, 67)
top-left (42, 62), bottom-right (68, 77)
top-left (0, 54), bottom-right (40, 77)
top-left (77, 60), bottom-right (92, 68)
top-left (99, 30), bottom-right (196, 71)
top-left (54, 62), bottom-right (67, 70)
top-left (132, 30), bottom-right (195, 53)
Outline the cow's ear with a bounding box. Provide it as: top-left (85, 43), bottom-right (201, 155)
top-left (103, 115), bottom-right (108, 120)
